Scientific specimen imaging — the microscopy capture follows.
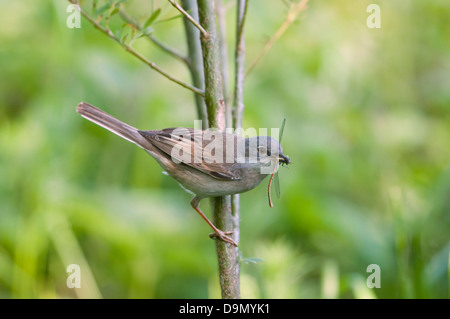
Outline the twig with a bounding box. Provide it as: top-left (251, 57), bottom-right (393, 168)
top-left (246, 0), bottom-right (309, 77)
top-left (197, 0), bottom-right (240, 299)
top-left (167, 0), bottom-right (209, 37)
top-left (148, 35), bottom-right (190, 65)
top-left (216, 0), bottom-right (231, 127)
top-left (236, 0), bottom-right (249, 56)
top-left (230, 0), bottom-right (249, 236)
top-left (197, 0), bottom-right (226, 130)
top-left (71, 1), bottom-right (204, 96)
top-left (123, 46), bottom-right (205, 96)
top-left (181, 0), bottom-right (208, 128)
top-left (232, 0), bottom-right (248, 129)
top-left (118, 9), bottom-right (190, 66)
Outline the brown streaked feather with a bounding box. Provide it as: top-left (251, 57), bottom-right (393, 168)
top-left (139, 128), bottom-right (242, 181)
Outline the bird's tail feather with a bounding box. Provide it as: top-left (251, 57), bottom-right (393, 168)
top-left (76, 102), bottom-right (149, 148)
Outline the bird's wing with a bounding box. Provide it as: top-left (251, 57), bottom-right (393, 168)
top-left (139, 128), bottom-right (242, 181)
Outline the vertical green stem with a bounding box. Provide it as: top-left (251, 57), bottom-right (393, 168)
top-left (216, 0), bottom-right (232, 127)
top-left (181, 0), bottom-right (208, 128)
top-left (197, 0), bottom-right (240, 299)
top-left (197, 0), bottom-right (226, 131)
top-left (230, 1), bottom-right (248, 291)
top-left (233, 0), bottom-right (248, 129)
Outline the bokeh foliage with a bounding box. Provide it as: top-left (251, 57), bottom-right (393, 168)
top-left (0, 0), bottom-right (449, 298)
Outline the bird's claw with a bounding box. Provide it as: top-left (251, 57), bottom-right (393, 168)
top-left (209, 230), bottom-right (238, 247)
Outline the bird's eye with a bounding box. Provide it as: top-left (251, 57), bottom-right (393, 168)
top-left (257, 146), bottom-right (267, 154)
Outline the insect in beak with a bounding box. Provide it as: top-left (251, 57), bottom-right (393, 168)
top-left (278, 153), bottom-right (290, 165)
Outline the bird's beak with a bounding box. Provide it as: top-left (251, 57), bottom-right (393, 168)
top-left (279, 153), bottom-right (290, 165)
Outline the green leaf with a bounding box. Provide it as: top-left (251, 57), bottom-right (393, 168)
top-left (119, 23), bottom-right (136, 45)
top-left (143, 8), bottom-right (161, 29)
top-left (115, 23), bottom-right (125, 42)
top-left (96, 2), bottom-right (112, 16)
top-left (110, 7), bottom-right (119, 16)
top-left (92, 0), bottom-right (99, 14)
top-left (120, 26), bottom-right (130, 43)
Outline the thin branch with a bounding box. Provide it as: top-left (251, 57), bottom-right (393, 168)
top-left (123, 46), bottom-right (205, 96)
top-left (236, 0), bottom-right (249, 55)
top-left (197, 0), bottom-right (226, 130)
top-left (216, 0), bottom-right (231, 127)
top-left (232, 0), bottom-right (249, 129)
top-left (71, 1), bottom-right (204, 96)
top-left (118, 9), bottom-right (189, 66)
top-left (181, 0), bottom-right (208, 128)
top-left (246, 0), bottom-right (309, 77)
top-left (167, 0), bottom-right (209, 37)
top-left (230, 0), bottom-right (248, 247)
top-left (197, 0), bottom-right (240, 299)
top-left (148, 35), bottom-right (190, 65)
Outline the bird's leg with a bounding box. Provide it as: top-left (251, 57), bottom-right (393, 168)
top-left (190, 196), bottom-right (238, 247)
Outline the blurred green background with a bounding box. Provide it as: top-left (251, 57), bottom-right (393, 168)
top-left (0, 0), bottom-right (449, 298)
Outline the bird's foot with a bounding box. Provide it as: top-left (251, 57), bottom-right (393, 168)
top-left (209, 230), bottom-right (238, 247)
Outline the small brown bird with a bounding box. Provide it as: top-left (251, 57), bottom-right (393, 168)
top-left (76, 102), bottom-right (290, 246)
